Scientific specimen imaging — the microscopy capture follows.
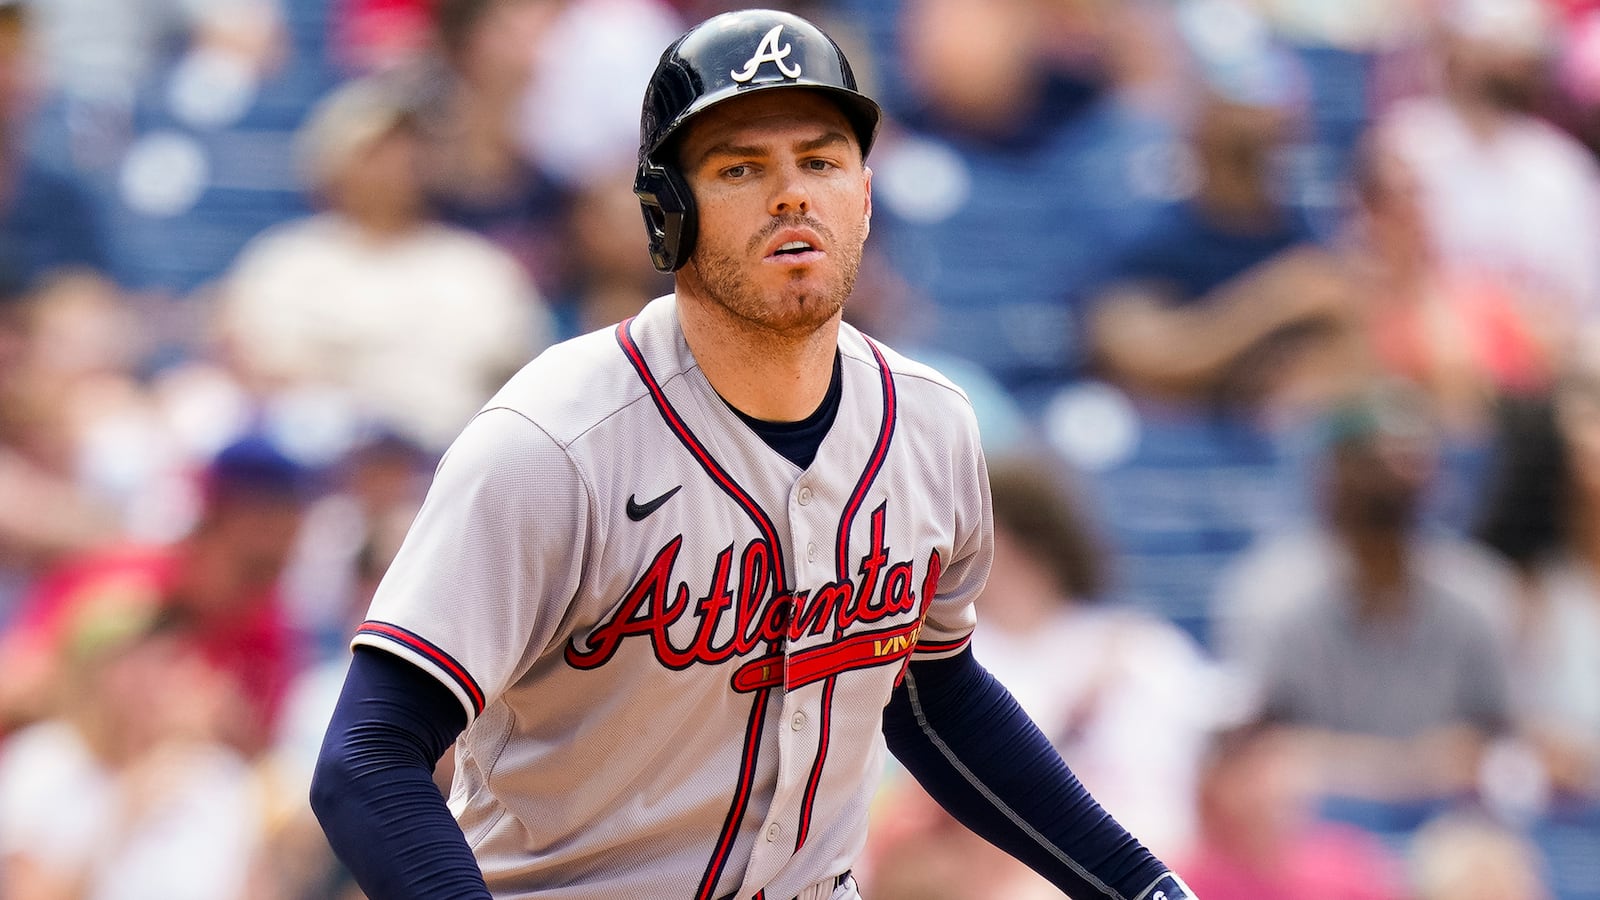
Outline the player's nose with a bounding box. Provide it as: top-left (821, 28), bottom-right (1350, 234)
top-left (767, 168), bottom-right (811, 217)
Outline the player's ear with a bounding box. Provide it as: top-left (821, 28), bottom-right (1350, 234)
top-left (862, 165), bottom-right (873, 237)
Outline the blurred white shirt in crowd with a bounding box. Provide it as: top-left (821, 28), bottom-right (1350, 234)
top-left (519, 0), bottom-right (682, 188)
top-left (1383, 96), bottom-right (1600, 342)
top-left (972, 605), bottom-right (1218, 857)
top-left (0, 719), bottom-right (261, 900)
top-left (1514, 554), bottom-right (1600, 741)
top-left (223, 213), bottom-right (550, 454)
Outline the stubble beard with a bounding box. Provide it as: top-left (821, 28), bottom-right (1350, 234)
top-left (683, 215), bottom-right (864, 341)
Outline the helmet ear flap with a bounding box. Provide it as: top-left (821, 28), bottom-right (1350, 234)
top-left (634, 161), bottom-right (697, 273)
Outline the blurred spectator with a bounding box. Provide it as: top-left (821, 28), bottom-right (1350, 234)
top-left (278, 428), bottom-right (432, 658)
top-left (1344, 133), bottom-right (1553, 434)
top-left (857, 0), bottom-right (1179, 396)
top-left (1214, 382), bottom-right (1518, 803)
top-left (837, 238), bottom-right (1036, 456)
top-left (1087, 0), bottom-right (1363, 419)
top-left (220, 74), bottom-right (550, 455)
top-left (408, 0), bottom-right (571, 291)
top-left (972, 452), bottom-right (1214, 856)
top-left (1474, 352), bottom-right (1600, 800)
top-left (1177, 719), bottom-right (1408, 900)
top-left (898, 0), bottom-right (1083, 141)
top-left (517, 0), bottom-right (682, 190)
top-left (0, 433), bottom-right (313, 756)
top-left (0, 275), bottom-right (135, 619)
top-left (1250, 0), bottom-right (1429, 215)
top-left (860, 774), bottom-right (1057, 900)
top-left (248, 434), bottom-right (426, 900)
top-left (1255, 0), bottom-right (1426, 53)
top-left (331, 0), bottom-right (435, 75)
top-left (551, 166), bottom-right (672, 338)
top-left (0, 602), bottom-right (263, 899)
top-left (1379, 0), bottom-right (1600, 354)
top-left (1551, 1), bottom-right (1600, 156)
top-left (0, 0), bottom-right (108, 286)
top-left (22, 0), bottom-right (282, 171)
top-left (1409, 812), bottom-right (1553, 900)
top-left (859, 450), bottom-right (1215, 897)
top-left (23, 274), bottom-right (224, 534)
top-left (27, 0), bottom-right (282, 113)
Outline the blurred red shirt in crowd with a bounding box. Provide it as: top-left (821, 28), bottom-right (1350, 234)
top-left (332, 0), bottom-right (435, 73)
top-left (0, 435), bottom-right (311, 756)
top-left (1178, 721), bottom-right (1409, 900)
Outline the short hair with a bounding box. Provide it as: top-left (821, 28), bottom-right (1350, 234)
top-left (985, 454), bottom-right (1107, 600)
top-left (294, 76), bottom-right (417, 192)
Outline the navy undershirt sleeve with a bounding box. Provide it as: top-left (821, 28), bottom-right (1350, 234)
top-left (310, 646), bottom-right (490, 899)
top-left (882, 646), bottom-right (1172, 899)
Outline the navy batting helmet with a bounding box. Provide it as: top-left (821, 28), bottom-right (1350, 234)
top-left (634, 9), bottom-right (881, 273)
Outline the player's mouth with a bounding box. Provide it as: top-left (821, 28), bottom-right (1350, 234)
top-left (762, 230), bottom-right (826, 265)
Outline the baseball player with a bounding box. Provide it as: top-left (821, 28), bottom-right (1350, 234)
top-left (312, 9), bottom-right (1199, 900)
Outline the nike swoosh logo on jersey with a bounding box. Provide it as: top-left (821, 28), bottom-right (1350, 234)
top-left (626, 485), bottom-right (682, 521)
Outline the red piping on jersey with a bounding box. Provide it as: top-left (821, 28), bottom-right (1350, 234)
top-left (615, 319), bottom-right (789, 592)
top-left (614, 318), bottom-right (787, 900)
top-left (699, 687), bottom-right (771, 900)
top-left (356, 621), bottom-right (486, 715)
top-left (892, 549), bottom-right (944, 687)
top-left (913, 634), bottom-right (971, 655)
top-left (796, 337), bottom-right (898, 851)
top-left (833, 338), bottom-right (897, 577)
top-left (794, 676), bottom-right (838, 851)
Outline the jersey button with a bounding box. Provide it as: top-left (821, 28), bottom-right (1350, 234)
top-left (766, 823), bottom-right (782, 842)
top-left (806, 542), bottom-right (818, 561)
top-left (797, 486), bottom-right (813, 506)
top-left (791, 711), bottom-right (807, 731)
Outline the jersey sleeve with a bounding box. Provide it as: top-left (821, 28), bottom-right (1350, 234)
top-left (911, 409), bottom-right (992, 660)
top-left (352, 406), bottom-right (591, 723)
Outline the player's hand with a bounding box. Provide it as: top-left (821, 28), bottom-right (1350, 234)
top-left (1140, 872), bottom-right (1200, 900)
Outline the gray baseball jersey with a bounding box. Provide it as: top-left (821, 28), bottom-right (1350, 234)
top-left (352, 294), bottom-right (993, 900)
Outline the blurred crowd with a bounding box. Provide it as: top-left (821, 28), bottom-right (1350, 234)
top-left (2, 0), bottom-right (1600, 897)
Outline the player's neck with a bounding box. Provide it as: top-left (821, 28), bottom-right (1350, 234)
top-left (675, 294), bottom-right (840, 422)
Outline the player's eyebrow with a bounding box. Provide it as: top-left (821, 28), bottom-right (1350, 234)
top-left (795, 130), bottom-right (851, 153)
top-left (694, 130), bottom-right (852, 166)
top-left (696, 141), bottom-right (765, 165)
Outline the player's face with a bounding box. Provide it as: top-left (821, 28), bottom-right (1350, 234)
top-left (675, 90), bottom-right (873, 339)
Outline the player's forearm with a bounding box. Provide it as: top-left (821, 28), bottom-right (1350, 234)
top-left (311, 648), bottom-right (490, 899)
top-left (883, 648), bottom-right (1196, 900)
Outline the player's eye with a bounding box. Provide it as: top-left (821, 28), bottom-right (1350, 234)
top-left (722, 164), bottom-right (751, 179)
top-left (805, 158), bottom-right (834, 171)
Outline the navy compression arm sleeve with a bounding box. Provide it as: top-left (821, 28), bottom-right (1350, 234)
top-left (310, 646), bottom-right (490, 899)
top-left (882, 647), bottom-right (1175, 900)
